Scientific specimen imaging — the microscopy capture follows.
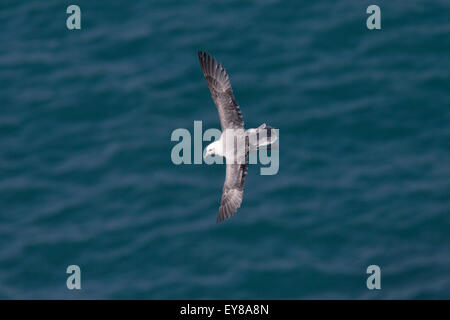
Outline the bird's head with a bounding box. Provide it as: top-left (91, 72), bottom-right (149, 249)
top-left (204, 144), bottom-right (216, 161)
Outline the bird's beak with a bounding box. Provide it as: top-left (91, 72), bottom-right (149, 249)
top-left (204, 150), bottom-right (215, 161)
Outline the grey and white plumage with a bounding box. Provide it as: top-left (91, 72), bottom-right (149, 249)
top-left (198, 51), bottom-right (276, 222)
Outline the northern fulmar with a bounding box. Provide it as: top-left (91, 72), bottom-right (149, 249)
top-left (198, 51), bottom-right (278, 222)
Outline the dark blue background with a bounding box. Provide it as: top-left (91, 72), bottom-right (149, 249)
top-left (0, 0), bottom-right (449, 298)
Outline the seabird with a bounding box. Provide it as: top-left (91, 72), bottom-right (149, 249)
top-left (198, 51), bottom-right (278, 222)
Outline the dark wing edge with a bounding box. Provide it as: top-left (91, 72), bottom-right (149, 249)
top-left (217, 163), bottom-right (248, 222)
top-left (198, 51), bottom-right (244, 130)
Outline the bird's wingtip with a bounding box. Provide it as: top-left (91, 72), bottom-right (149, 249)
top-left (198, 51), bottom-right (208, 64)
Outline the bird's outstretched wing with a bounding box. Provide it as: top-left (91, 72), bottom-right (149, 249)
top-left (198, 51), bottom-right (244, 130)
top-left (199, 51), bottom-right (247, 222)
top-left (218, 162), bottom-right (248, 222)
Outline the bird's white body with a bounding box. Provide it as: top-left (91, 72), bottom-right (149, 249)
top-left (204, 126), bottom-right (277, 164)
top-left (204, 129), bottom-right (247, 164)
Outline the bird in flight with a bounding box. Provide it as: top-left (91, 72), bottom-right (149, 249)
top-left (198, 51), bottom-right (277, 222)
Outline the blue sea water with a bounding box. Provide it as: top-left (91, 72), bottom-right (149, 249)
top-left (0, 0), bottom-right (449, 299)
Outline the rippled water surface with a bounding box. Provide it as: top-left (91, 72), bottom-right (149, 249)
top-left (0, 0), bottom-right (449, 298)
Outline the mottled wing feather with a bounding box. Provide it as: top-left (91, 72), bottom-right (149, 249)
top-left (218, 162), bottom-right (248, 222)
top-left (198, 51), bottom-right (244, 130)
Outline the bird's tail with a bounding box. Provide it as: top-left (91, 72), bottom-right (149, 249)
top-left (246, 123), bottom-right (278, 150)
